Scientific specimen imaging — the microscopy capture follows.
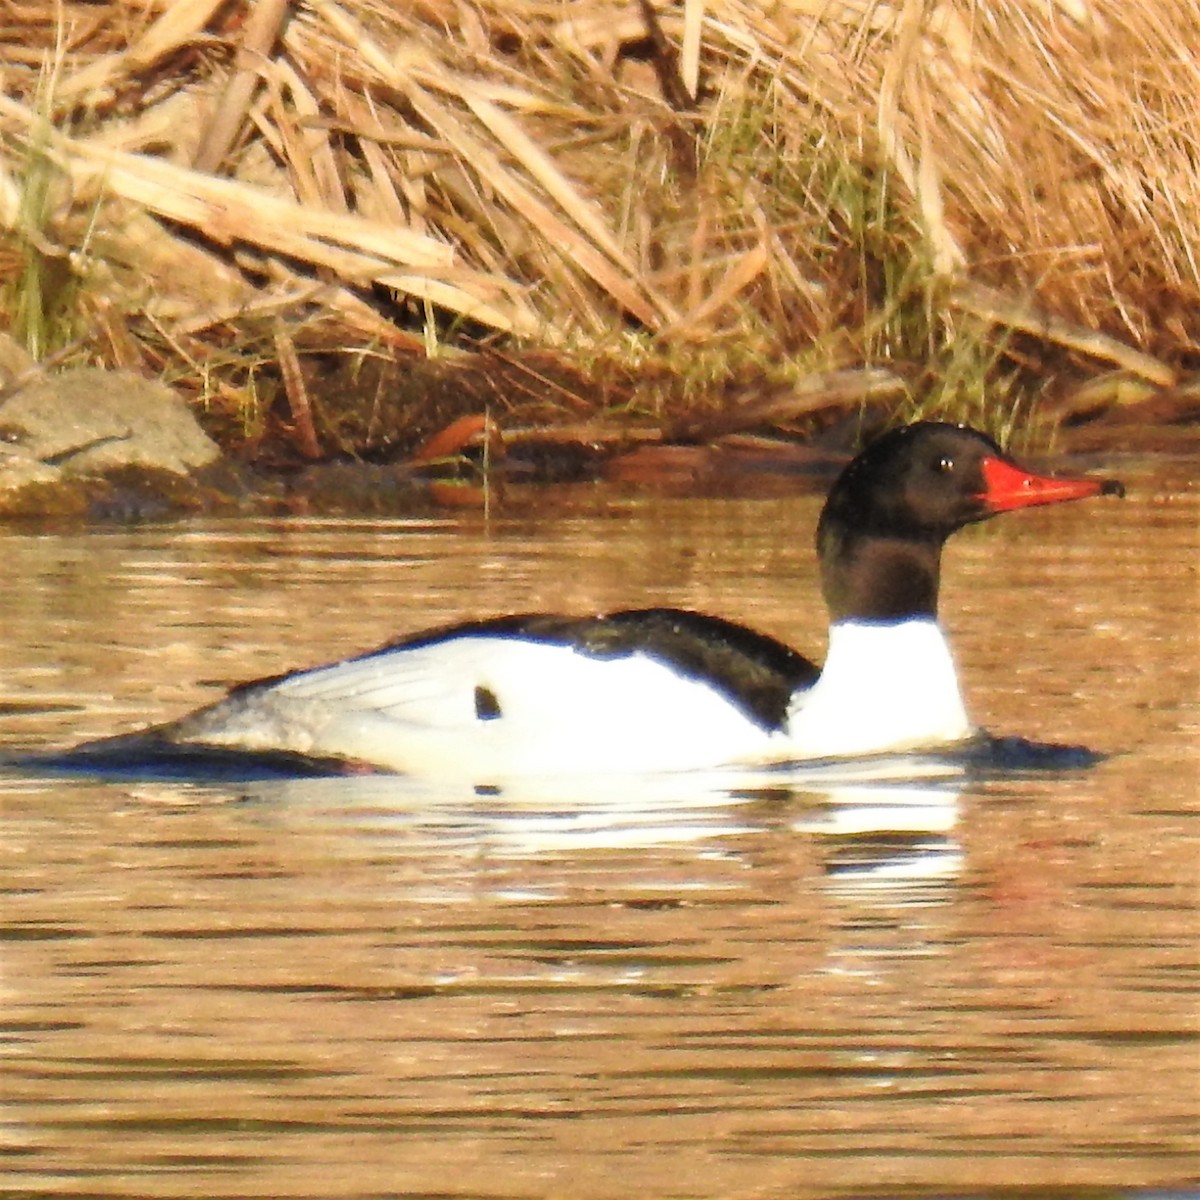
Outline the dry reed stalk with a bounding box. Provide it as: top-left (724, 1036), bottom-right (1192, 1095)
top-left (662, 237), bottom-right (768, 339)
top-left (951, 282), bottom-right (1176, 386)
top-left (263, 59), bottom-right (349, 213)
top-left (192, 0), bottom-right (291, 172)
top-left (274, 320), bottom-right (322, 458)
top-left (746, 368), bottom-right (909, 421)
top-left (51, 0), bottom-right (227, 107)
top-left (681, 0), bottom-right (705, 101)
top-left (295, 0), bottom-right (679, 327)
top-left (0, 91), bottom-right (542, 335)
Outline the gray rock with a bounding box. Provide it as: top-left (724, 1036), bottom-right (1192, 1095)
top-left (0, 367), bottom-right (220, 477)
top-left (0, 442), bottom-right (62, 490)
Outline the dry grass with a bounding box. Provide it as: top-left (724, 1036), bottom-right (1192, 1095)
top-left (0, 0), bottom-right (1196, 453)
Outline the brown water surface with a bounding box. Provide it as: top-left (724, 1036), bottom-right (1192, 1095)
top-left (1, 460), bottom-right (1197, 1199)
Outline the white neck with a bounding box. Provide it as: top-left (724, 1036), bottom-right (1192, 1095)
top-left (784, 618), bottom-right (973, 759)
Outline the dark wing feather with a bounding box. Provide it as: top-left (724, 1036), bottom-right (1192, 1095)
top-left (377, 606), bottom-right (818, 731)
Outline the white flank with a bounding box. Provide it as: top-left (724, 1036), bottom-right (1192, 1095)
top-left (183, 637), bottom-right (779, 779)
top-left (177, 619), bottom-right (974, 780)
top-left (782, 619), bottom-right (973, 759)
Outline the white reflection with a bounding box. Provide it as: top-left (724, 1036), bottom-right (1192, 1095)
top-left (151, 759), bottom-right (966, 897)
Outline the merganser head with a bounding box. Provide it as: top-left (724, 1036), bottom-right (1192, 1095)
top-left (817, 422), bottom-right (1123, 623)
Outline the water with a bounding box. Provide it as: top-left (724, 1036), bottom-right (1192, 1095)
top-left (1, 460), bottom-right (1197, 1199)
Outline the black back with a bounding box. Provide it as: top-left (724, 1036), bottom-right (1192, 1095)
top-left (380, 607), bottom-right (820, 731)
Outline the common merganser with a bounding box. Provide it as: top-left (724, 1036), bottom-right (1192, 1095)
top-left (72, 422), bottom-right (1122, 779)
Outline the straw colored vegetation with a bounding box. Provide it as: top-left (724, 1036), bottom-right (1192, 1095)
top-left (0, 0), bottom-right (1197, 468)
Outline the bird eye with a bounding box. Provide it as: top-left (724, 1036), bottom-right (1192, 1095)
top-left (935, 455), bottom-right (955, 473)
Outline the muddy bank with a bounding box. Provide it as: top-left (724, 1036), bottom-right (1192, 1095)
top-left (0, 341), bottom-right (1195, 521)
